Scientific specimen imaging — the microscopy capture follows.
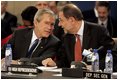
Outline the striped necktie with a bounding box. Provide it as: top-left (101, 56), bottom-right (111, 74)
top-left (26, 39), bottom-right (39, 57)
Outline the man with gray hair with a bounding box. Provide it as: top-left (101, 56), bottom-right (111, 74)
top-left (1, 9), bottom-right (60, 67)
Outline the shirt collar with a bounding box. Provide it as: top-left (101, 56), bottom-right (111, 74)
top-left (94, 8), bottom-right (98, 17)
top-left (31, 30), bottom-right (41, 43)
top-left (1, 12), bottom-right (5, 20)
top-left (77, 20), bottom-right (84, 36)
top-left (98, 18), bottom-right (108, 26)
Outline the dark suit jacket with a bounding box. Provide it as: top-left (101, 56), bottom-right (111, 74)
top-left (53, 19), bottom-right (64, 41)
top-left (82, 10), bottom-right (117, 38)
top-left (56, 21), bottom-right (114, 70)
top-left (92, 16), bottom-right (117, 38)
top-left (1, 28), bottom-right (60, 65)
top-left (1, 19), bottom-right (12, 39)
top-left (3, 12), bottom-right (17, 31)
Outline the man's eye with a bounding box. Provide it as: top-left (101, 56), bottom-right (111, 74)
top-left (43, 4), bottom-right (47, 6)
top-left (51, 23), bottom-right (54, 26)
top-left (45, 22), bottom-right (49, 25)
top-left (38, 4), bottom-right (41, 6)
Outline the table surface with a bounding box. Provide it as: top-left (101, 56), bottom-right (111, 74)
top-left (1, 70), bottom-right (117, 79)
top-left (1, 71), bottom-right (77, 79)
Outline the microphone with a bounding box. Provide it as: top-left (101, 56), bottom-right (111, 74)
top-left (62, 61), bottom-right (85, 78)
top-left (19, 57), bottom-right (39, 66)
top-left (62, 60), bottom-right (88, 78)
top-left (97, 46), bottom-right (104, 51)
top-left (71, 61), bottom-right (87, 71)
top-left (19, 58), bottom-right (32, 65)
top-left (7, 58), bottom-right (42, 74)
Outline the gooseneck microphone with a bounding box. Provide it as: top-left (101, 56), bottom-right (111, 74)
top-left (71, 61), bottom-right (87, 71)
top-left (70, 46), bottom-right (104, 71)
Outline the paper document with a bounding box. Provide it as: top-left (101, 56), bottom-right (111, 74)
top-left (46, 68), bottom-right (62, 73)
top-left (37, 66), bottom-right (62, 73)
top-left (53, 74), bottom-right (62, 76)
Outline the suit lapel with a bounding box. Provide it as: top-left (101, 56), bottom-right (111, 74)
top-left (64, 34), bottom-right (75, 61)
top-left (31, 38), bottom-right (48, 57)
top-left (3, 12), bottom-right (8, 21)
top-left (82, 22), bottom-right (91, 51)
top-left (21, 29), bottom-right (33, 57)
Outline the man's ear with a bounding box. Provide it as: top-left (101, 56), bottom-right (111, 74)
top-left (34, 19), bottom-right (38, 27)
top-left (68, 17), bottom-right (76, 24)
top-left (68, 17), bottom-right (75, 22)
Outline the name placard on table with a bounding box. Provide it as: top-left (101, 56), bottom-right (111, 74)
top-left (7, 64), bottom-right (42, 74)
top-left (83, 71), bottom-right (111, 79)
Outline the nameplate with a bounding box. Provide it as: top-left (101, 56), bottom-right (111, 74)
top-left (7, 64), bottom-right (42, 74)
top-left (62, 68), bottom-right (83, 78)
top-left (83, 71), bottom-right (111, 79)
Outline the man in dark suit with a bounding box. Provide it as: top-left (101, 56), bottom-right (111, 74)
top-left (1, 9), bottom-right (60, 66)
top-left (83, 1), bottom-right (117, 38)
top-left (49, 4), bottom-right (114, 71)
top-left (95, 1), bottom-right (116, 38)
top-left (1, 1), bottom-right (17, 32)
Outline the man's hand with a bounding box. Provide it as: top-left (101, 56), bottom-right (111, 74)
top-left (42, 58), bottom-right (56, 67)
top-left (11, 60), bottom-right (19, 64)
top-left (1, 58), bottom-right (5, 65)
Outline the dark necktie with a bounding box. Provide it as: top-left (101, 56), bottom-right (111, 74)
top-left (101, 23), bottom-right (104, 26)
top-left (26, 39), bottom-right (39, 57)
top-left (74, 35), bottom-right (82, 62)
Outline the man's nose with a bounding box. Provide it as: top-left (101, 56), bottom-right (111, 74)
top-left (99, 13), bottom-right (104, 17)
top-left (48, 25), bottom-right (54, 30)
top-left (42, 6), bottom-right (45, 9)
top-left (58, 22), bottom-right (62, 27)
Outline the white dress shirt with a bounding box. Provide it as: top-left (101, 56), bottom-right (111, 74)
top-left (94, 8), bottom-right (98, 18)
top-left (98, 18), bottom-right (108, 28)
top-left (28, 30), bottom-right (42, 52)
top-left (1, 12), bottom-right (5, 20)
top-left (76, 20), bottom-right (84, 46)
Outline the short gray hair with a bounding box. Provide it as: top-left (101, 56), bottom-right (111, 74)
top-left (34, 8), bottom-right (55, 22)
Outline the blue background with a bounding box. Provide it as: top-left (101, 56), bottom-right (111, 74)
top-left (71, 1), bottom-right (117, 21)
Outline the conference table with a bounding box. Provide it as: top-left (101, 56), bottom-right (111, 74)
top-left (1, 66), bottom-right (77, 79)
top-left (1, 66), bottom-right (117, 79)
top-left (1, 70), bottom-right (76, 79)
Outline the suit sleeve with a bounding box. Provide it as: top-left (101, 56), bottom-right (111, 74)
top-left (55, 43), bottom-right (70, 68)
top-left (98, 26), bottom-right (115, 53)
